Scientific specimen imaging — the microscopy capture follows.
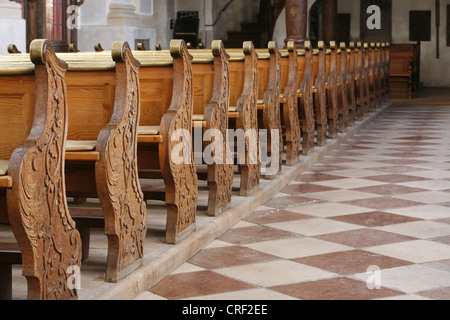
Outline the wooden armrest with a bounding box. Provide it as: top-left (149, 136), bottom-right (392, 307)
top-left (0, 160), bottom-right (9, 176)
top-left (0, 176), bottom-right (12, 189)
top-left (228, 106), bottom-right (239, 119)
top-left (279, 94), bottom-right (287, 104)
top-left (0, 243), bottom-right (22, 265)
top-left (65, 151), bottom-right (100, 162)
top-left (66, 140), bottom-right (97, 152)
top-left (138, 135), bottom-right (164, 144)
top-left (192, 114), bottom-right (205, 121)
top-left (257, 99), bottom-right (265, 110)
top-left (138, 126), bottom-right (160, 135)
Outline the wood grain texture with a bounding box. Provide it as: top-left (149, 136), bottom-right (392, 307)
top-left (227, 42), bottom-right (261, 196)
top-left (297, 42), bottom-right (315, 155)
top-left (4, 40), bottom-right (82, 300)
top-left (280, 42), bottom-right (301, 166)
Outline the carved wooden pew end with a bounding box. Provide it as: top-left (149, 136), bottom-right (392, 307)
top-left (0, 40), bottom-right (82, 300)
top-left (134, 39), bottom-right (198, 244)
top-left (61, 42), bottom-right (147, 283)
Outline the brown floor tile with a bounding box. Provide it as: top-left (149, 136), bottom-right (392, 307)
top-left (435, 217), bottom-right (450, 224)
top-left (390, 142), bottom-right (441, 147)
top-left (280, 184), bottom-right (338, 195)
top-left (149, 271), bottom-right (255, 299)
top-left (416, 287), bottom-right (450, 300)
top-left (363, 174), bottom-right (429, 184)
top-left (381, 152), bottom-right (435, 158)
top-left (396, 136), bottom-right (441, 141)
top-left (315, 228), bottom-right (417, 248)
top-left (433, 236), bottom-right (450, 245)
top-left (293, 250), bottom-right (413, 275)
top-left (218, 226), bottom-right (299, 245)
top-left (330, 212), bottom-right (422, 227)
top-left (270, 277), bottom-right (404, 300)
top-left (344, 197), bottom-right (423, 210)
top-left (244, 209), bottom-right (313, 225)
top-left (188, 246), bottom-right (280, 269)
top-left (376, 159), bottom-right (430, 166)
top-left (370, 166), bottom-right (425, 174)
top-left (295, 173), bottom-right (345, 183)
top-left (351, 184), bottom-right (428, 196)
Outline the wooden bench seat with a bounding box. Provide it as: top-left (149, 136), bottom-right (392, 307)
top-left (0, 40), bottom-right (82, 300)
top-left (133, 40), bottom-right (198, 243)
top-left (346, 42), bottom-right (357, 125)
top-left (312, 41), bottom-right (329, 146)
top-left (279, 41), bottom-right (301, 165)
top-left (296, 41), bottom-right (315, 155)
top-left (57, 42), bottom-right (147, 283)
top-left (255, 41), bottom-right (282, 179)
top-left (336, 43), bottom-right (349, 132)
top-left (186, 40), bottom-right (235, 217)
top-left (226, 42), bottom-right (261, 196)
top-left (325, 42), bottom-right (339, 139)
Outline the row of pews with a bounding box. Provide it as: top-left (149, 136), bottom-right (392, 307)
top-left (0, 38), bottom-right (390, 300)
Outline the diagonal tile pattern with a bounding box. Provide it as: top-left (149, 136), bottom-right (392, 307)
top-left (136, 105), bottom-right (450, 300)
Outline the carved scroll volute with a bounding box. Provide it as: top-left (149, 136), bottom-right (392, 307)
top-left (283, 41), bottom-right (301, 165)
top-left (260, 41), bottom-right (282, 177)
top-left (314, 41), bottom-right (328, 146)
top-left (326, 41), bottom-right (339, 139)
top-left (203, 40), bottom-right (234, 217)
top-left (160, 39), bottom-right (198, 244)
top-left (337, 42), bottom-right (349, 131)
top-left (7, 40), bottom-right (81, 300)
top-left (299, 41), bottom-right (315, 155)
top-left (95, 41), bottom-right (147, 282)
top-left (236, 41), bottom-right (260, 196)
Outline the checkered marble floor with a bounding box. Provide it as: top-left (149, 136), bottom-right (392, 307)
top-left (135, 105), bottom-right (450, 300)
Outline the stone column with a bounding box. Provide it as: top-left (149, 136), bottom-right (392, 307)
top-left (0, 0), bottom-right (26, 53)
top-left (107, 0), bottom-right (140, 26)
top-left (284, 0), bottom-right (308, 48)
top-left (322, 0), bottom-right (338, 43)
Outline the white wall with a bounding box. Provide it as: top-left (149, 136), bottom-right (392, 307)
top-left (78, 0), bottom-right (158, 51)
top-left (0, 0), bottom-right (26, 54)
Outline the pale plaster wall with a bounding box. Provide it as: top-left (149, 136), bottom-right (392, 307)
top-left (0, 1), bottom-right (26, 54)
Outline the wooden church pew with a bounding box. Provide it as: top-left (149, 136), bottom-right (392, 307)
top-left (346, 42), bottom-right (357, 125)
top-left (312, 41), bottom-right (329, 146)
top-left (279, 41), bottom-right (301, 166)
top-left (255, 41), bottom-right (283, 179)
top-left (0, 40), bottom-right (82, 300)
top-left (187, 40), bottom-right (235, 217)
top-left (296, 41), bottom-right (315, 155)
top-left (336, 42), bottom-right (349, 133)
top-left (325, 42), bottom-right (339, 139)
top-left (132, 40), bottom-right (198, 244)
top-left (56, 42), bottom-right (147, 283)
top-left (226, 42), bottom-right (261, 196)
